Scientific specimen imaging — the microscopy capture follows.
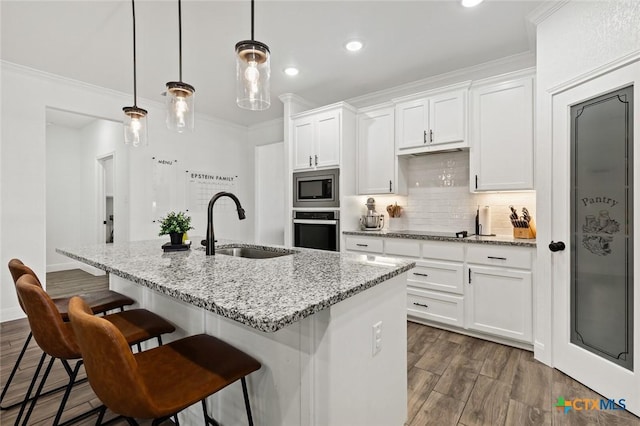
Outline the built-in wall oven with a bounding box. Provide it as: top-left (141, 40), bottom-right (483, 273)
top-left (293, 211), bottom-right (340, 251)
top-left (293, 169), bottom-right (339, 208)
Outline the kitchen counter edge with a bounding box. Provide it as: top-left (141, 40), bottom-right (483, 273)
top-left (343, 230), bottom-right (536, 247)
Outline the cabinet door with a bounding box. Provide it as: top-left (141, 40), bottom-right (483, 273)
top-left (396, 99), bottom-right (428, 150)
top-left (315, 111), bottom-right (341, 168)
top-left (429, 90), bottom-right (466, 146)
top-left (466, 265), bottom-right (532, 343)
top-left (471, 77), bottom-right (534, 191)
top-left (292, 117), bottom-right (315, 171)
top-left (357, 108), bottom-right (395, 194)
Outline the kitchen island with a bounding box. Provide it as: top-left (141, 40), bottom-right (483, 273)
top-left (58, 240), bottom-right (414, 426)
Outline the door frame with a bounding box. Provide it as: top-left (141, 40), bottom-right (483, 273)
top-left (96, 152), bottom-right (115, 246)
top-left (549, 57), bottom-right (640, 416)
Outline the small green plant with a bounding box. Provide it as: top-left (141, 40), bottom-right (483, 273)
top-left (158, 211), bottom-right (194, 236)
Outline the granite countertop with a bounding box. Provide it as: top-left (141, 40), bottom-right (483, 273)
top-left (57, 240), bottom-right (414, 333)
top-left (343, 230), bottom-right (537, 248)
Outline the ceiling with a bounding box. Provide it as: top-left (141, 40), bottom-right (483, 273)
top-left (1, 1), bottom-right (544, 127)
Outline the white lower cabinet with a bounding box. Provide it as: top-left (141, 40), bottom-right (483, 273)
top-left (344, 234), bottom-right (535, 347)
top-left (466, 265), bottom-right (532, 343)
top-left (465, 245), bottom-right (534, 344)
top-left (407, 287), bottom-right (464, 327)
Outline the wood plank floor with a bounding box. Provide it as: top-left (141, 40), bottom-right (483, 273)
top-left (2, 269), bottom-right (640, 425)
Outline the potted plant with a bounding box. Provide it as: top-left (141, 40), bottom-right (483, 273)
top-left (158, 211), bottom-right (193, 245)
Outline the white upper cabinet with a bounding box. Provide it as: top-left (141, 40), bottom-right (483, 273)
top-left (357, 105), bottom-right (404, 195)
top-left (292, 104), bottom-right (354, 171)
top-left (395, 86), bottom-right (468, 155)
top-left (293, 117), bottom-right (315, 170)
top-left (315, 112), bottom-right (341, 169)
top-left (470, 74), bottom-right (534, 191)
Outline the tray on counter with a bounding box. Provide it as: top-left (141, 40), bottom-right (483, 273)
top-left (162, 242), bottom-right (191, 252)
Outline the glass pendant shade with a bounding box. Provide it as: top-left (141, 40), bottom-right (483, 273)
top-left (123, 106), bottom-right (148, 147)
top-left (235, 41), bottom-right (270, 111)
top-left (166, 81), bottom-right (195, 132)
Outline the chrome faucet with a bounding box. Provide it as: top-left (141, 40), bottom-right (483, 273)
top-left (205, 192), bottom-right (246, 255)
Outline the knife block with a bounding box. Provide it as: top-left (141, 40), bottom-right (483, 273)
top-left (513, 219), bottom-right (536, 239)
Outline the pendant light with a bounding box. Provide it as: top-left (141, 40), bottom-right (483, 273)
top-left (235, 0), bottom-right (270, 111)
top-left (123, 0), bottom-right (148, 147)
top-left (166, 0), bottom-right (195, 132)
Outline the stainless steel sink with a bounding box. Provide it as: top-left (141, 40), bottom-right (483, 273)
top-left (216, 246), bottom-right (294, 259)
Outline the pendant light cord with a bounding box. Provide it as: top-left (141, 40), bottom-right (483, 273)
top-left (251, 0), bottom-right (254, 41)
top-left (131, 0), bottom-right (138, 107)
top-left (178, 0), bottom-right (183, 82)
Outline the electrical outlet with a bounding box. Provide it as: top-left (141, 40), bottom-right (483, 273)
top-left (372, 321), bottom-right (383, 356)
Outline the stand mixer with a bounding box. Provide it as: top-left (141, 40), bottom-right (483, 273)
top-left (360, 198), bottom-right (385, 231)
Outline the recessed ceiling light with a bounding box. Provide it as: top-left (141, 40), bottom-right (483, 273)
top-left (284, 67), bottom-right (299, 76)
top-left (461, 0), bottom-right (483, 7)
top-left (345, 40), bottom-right (363, 52)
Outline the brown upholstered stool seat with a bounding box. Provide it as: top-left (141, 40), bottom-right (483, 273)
top-left (133, 334), bottom-right (261, 418)
top-left (102, 309), bottom-right (177, 346)
top-left (54, 290), bottom-right (135, 321)
top-left (15, 275), bottom-right (176, 426)
top-left (69, 297), bottom-right (262, 425)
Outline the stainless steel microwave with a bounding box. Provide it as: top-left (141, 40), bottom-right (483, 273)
top-left (293, 169), bottom-right (340, 208)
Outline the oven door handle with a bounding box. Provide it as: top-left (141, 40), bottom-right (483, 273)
top-left (293, 219), bottom-right (339, 225)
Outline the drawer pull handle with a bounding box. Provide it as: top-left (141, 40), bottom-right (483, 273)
top-left (413, 272), bottom-right (429, 277)
top-left (413, 302), bottom-right (429, 308)
top-left (356, 244), bottom-right (369, 247)
top-left (487, 256), bottom-right (507, 260)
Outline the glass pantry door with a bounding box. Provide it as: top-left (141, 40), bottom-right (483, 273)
top-left (552, 62), bottom-right (640, 416)
top-left (570, 86), bottom-right (633, 370)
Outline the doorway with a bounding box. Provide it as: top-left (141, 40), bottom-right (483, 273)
top-left (45, 108), bottom-right (128, 273)
top-left (98, 155), bottom-right (115, 244)
top-left (551, 61), bottom-right (640, 416)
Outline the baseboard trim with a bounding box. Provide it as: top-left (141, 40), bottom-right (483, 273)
top-left (47, 261), bottom-right (82, 273)
top-left (78, 264), bottom-right (106, 277)
top-left (408, 316), bottom-right (534, 351)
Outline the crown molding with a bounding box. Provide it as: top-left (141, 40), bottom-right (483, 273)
top-left (346, 51), bottom-right (535, 108)
top-left (278, 93), bottom-right (317, 110)
top-left (470, 67), bottom-right (536, 88)
top-left (248, 117), bottom-right (283, 132)
top-left (527, 0), bottom-right (570, 27)
top-left (2, 60), bottom-right (129, 100)
top-left (1, 60), bottom-right (248, 131)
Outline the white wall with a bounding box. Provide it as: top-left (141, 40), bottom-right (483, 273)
top-left (1, 62), bottom-right (254, 321)
top-left (46, 124), bottom-right (83, 271)
top-left (535, 0), bottom-right (640, 364)
top-left (255, 142), bottom-right (285, 245)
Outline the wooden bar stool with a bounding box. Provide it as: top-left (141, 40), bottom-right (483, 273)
top-left (68, 296), bottom-right (262, 426)
top-left (1, 259), bottom-right (136, 411)
top-left (14, 275), bottom-right (176, 426)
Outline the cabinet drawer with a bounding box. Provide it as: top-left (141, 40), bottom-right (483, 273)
top-left (407, 260), bottom-right (464, 295)
top-left (385, 239), bottom-right (420, 257)
top-left (345, 237), bottom-right (384, 253)
top-left (407, 287), bottom-right (464, 327)
top-left (422, 241), bottom-right (464, 262)
top-left (466, 245), bottom-right (532, 269)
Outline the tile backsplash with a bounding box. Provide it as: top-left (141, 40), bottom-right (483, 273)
top-left (355, 151), bottom-right (536, 236)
